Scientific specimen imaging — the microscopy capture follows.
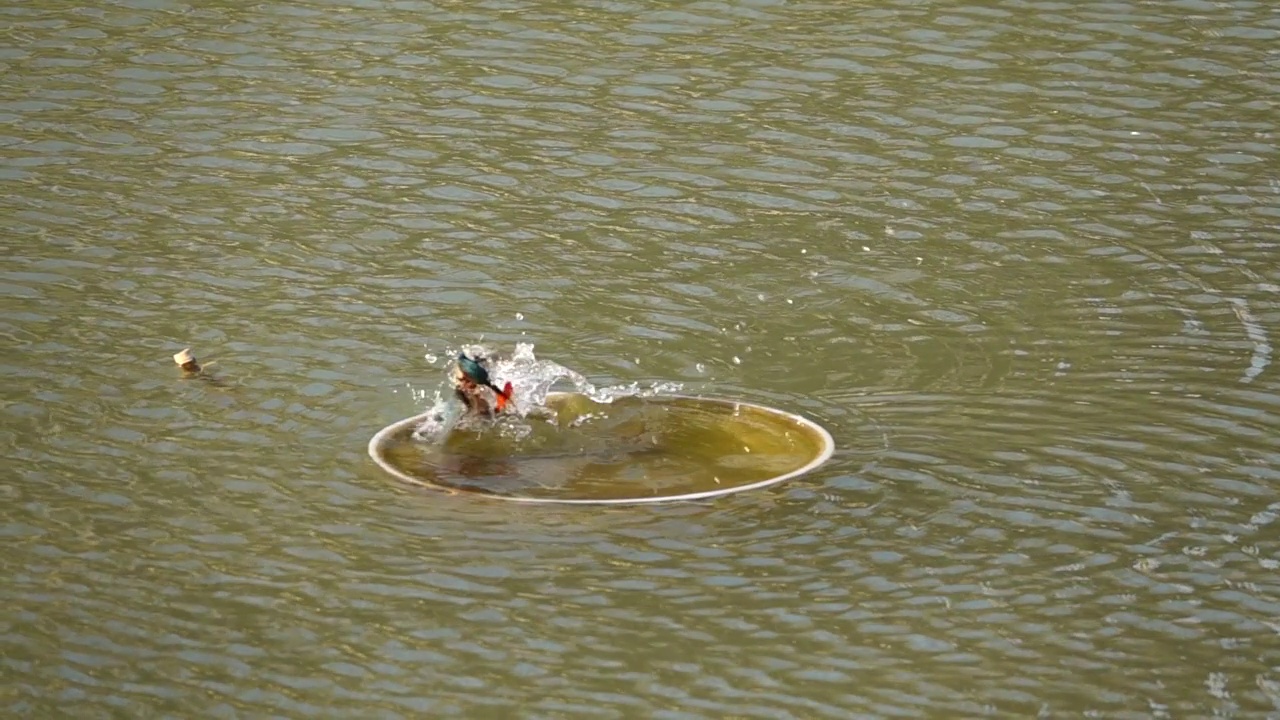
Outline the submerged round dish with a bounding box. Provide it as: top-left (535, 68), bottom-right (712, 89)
top-left (368, 392), bottom-right (834, 505)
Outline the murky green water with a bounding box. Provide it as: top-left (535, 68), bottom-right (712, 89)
top-left (376, 393), bottom-right (832, 500)
top-left (4, 0), bottom-right (1279, 716)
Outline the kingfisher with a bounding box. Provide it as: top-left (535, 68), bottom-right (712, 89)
top-left (452, 350), bottom-right (514, 418)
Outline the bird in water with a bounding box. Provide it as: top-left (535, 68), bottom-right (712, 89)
top-left (452, 350), bottom-right (514, 418)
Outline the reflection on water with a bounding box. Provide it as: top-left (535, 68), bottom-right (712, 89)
top-left (3, 0), bottom-right (1279, 716)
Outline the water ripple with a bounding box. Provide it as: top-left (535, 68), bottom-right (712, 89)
top-left (4, 0), bottom-right (1280, 716)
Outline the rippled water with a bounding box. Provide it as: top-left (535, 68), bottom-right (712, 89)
top-left (4, 0), bottom-right (1279, 716)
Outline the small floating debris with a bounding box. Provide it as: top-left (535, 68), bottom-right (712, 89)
top-left (173, 348), bottom-right (201, 374)
top-left (173, 347), bottom-right (227, 388)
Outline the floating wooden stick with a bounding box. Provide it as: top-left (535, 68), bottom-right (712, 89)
top-left (173, 348), bottom-right (201, 373)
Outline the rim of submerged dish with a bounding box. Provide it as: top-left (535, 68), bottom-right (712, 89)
top-left (367, 392), bottom-right (835, 505)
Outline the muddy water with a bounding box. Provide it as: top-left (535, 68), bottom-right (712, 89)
top-left (3, 1), bottom-right (1279, 716)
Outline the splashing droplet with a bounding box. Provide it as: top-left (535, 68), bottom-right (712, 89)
top-left (410, 343), bottom-right (683, 444)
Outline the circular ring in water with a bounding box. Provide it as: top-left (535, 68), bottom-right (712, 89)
top-left (368, 392), bottom-right (835, 505)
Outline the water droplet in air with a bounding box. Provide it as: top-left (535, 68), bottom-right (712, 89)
top-left (757, 293), bottom-right (766, 301)
top-left (732, 356), bottom-right (741, 365)
top-left (695, 363), bottom-right (706, 373)
top-left (786, 298), bottom-right (793, 305)
top-left (515, 312), bottom-right (524, 321)
top-left (425, 354), bottom-right (438, 364)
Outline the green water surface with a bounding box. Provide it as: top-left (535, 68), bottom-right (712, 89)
top-left (379, 394), bottom-right (831, 500)
top-left (3, 0), bottom-right (1278, 717)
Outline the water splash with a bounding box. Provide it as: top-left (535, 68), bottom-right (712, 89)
top-left (411, 342), bottom-right (681, 443)
top-left (490, 343), bottom-right (682, 409)
top-left (409, 389), bottom-right (460, 443)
